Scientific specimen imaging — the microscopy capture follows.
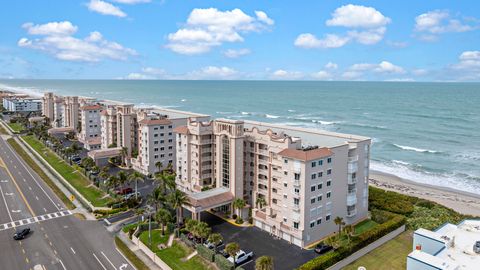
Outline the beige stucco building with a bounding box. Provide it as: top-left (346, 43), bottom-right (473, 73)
top-left (78, 104), bottom-right (103, 150)
top-left (174, 118), bottom-right (370, 248)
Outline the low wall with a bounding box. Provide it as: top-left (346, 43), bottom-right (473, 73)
top-left (18, 136), bottom-right (111, 212)
top-left (131, 231), bottom-right (172, 270)
top-left (327, 224), bottom-right (406, 270)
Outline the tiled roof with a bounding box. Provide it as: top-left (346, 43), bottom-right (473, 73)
top-left (188, 188), bottom-right (234, 209)
top-left (80, 104), bottom-right (102, 111)
top-left (138, 118), bottom-right (172, 126)
top-left (278, 147), bottom-right (333, 161)
top-left (173, 125), bottom-right (189, 135)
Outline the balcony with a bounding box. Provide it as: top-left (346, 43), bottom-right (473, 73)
top-left (201, 173), bottom-right (212, 179)
top-left (347, 208), bottom-right (357, 217)
top-left (201, 165), bottom-right (211, 170)
top-left (201, 147), bottom-right (212, 154)
top-left (258, 148), bottom-right (269, 156)
top-left (348, 161), bottom-right (358, 173)
top-left (293, 180), bottom-right (300, 186)
top-left (347, 193), bottom-right (357, 206)
top-left (348, 155), bottom-right (359, 162)
top-left (200, 139), bottom-right (212, 144)
top-left (292, 204), bottom-right (300, 212)
top-left (347, 174), bottom-right (357, 184)
top-left (293, 192), bottom-right (300, 198)
top-left (258, 168), bottom-right (269, 175)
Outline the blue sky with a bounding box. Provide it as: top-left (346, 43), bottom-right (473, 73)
top-left (0, 0), bottom-right (479, 81)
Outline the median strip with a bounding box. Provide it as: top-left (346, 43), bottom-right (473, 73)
top-left (115, 236), bottom-right (150, 270)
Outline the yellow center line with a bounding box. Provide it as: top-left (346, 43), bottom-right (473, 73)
top-left (0, 155), bottom-right (35, 216)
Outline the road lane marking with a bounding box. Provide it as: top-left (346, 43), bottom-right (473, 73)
top-left (53, 250), bottom-right (57, 255)
top-left (0, 210), bottom-right (72, 231)
top-left (22, 248), bottom-right (25, 254)
top-left (43, 208), bottom-right (47, 212)
top-left (70, 247), bottom-right (76, 255)
top-left (0, 155), bottom-right (35, 216)
top-left (101, 251), bottom-right (117, 270)
top-left (93, 253), bottom-right (108, 270)
top-left (28, 186), bottom-right (32, 191)
top-left (35, 196), bottom-right (39, 200)
top-left (58, 259), bottom-right (67, 270)
top-left (0, 183), bottom-right (13, 222)
top-left (11, 209), bottom-right (21, 213)
top-left (3, 139), bottom-right (61, 211)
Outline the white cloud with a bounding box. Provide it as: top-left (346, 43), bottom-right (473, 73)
top-left (187, 66), bottom-right (239, 79)
top-left (342, 71), bottom-right (362, 80)
top-left (122, 73), bottom-right (154, 80)
top-left (271, 69), bottom-right (304, 80)
top-left (141, 67), bottom-right (166, 76)
top-left (111, 0), bottom-right (150, 4)
top-left (87, 0), bottom-right (127, 18)
top-left (386, 40), bottom-right (408, 48)
top-left (414, 10), bottom-right (477, 40)
top-left (18, 21), bottom-right (136, 62)
top-left (295, 4), bottom-right (390, 49)
top-left (223, 48), bottom-right (251, 58)
top-left (349, 61), bottom-right (404, 74)
top-left (311, 70), bottom-right (332, 80)
top-left (326, 4), bottom-right (391, 28)
top-left (412, 69), bottom-right (428, 76)
top-left (22, 21), bottom-right (78, 36)
top-left (166, 8), bottom-right (273, 55)
top-left (448, 51), bottom-right (480, 80)
top-left (255, 11), bottom-right (274, 25)
top-left (294, 33), bottom-right (349, 49)
top-left (325, 62), bottom-right (338, 70)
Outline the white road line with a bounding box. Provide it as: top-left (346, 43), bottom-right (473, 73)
top-left (70, 247), bottom-right (76, 255)
top-left (58, 258), bottom-right (67, 270)
top-left (28, 186), bottom-right (32, 191)
top-left (43, 208), bottom-right (47, 212)
top-left (0, 184), bottom-right (13, 222)
top-left (35, 196), bottom-right (39, 200)
top-left (3, 140), bottom-right (61, 211)
top-left (93, 253), bottom-right (108, 270)
top-left (101, 251), bottom-right (117, 270)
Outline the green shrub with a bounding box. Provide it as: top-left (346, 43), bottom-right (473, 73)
top-left (196, 244), bottom-right (215, 262)
top-left (368, 186), bottom-right (417, 215)
top-left (166, 222), bottom-right (175, 234)
top-left (407, 206), bottom-right (466, 230)
top-left (215, 254), bottom-right (234, 270)
top-left (235, 217), bottom-right (243, 224)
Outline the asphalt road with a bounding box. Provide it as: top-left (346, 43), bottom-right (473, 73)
top-left (0, 135), bottom-right (134, 270)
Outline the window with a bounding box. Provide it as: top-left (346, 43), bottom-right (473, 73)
top-left (272, 188), bottom-right (277, 193)
top-left (294, 188), bottom-right (299, 194)
top-left (310, 198), bottom-right (315, 204)
top-left (168, 139), bottom-right (173, 143)
top-left (221, 136), bottom-right (230, 188)
top-left (168, 125), bottom-right (173, 129)
top-left (154, 154), bottom-right (158, 159)
top-left (327, 157), bottom-right (332, 163)
top-left (318, 172), bottom-right (323, 177)
top-left (318, 183), bottom-right (322, 189)
top-left (326, 192), bottom-right (331, 198)
top-left (284, 159), bottom-right (288, 164)
top-left (284, 183), bottom-right (288, 187)
top-left (293, 222), bottom-right (299, 229)
top-left (168, 146), bottom-right (173, 150)
top-left (327, 169), bottom-right (332, 175)
top-left (154, 127), bottom-right (158, 131)
top-left (272, 199), bottom-right (277, 204)
top-left (168, 132), bottom-right (172, 136)
top-left (310, 221), bottom-right (315, 228)
top-left (317, 219), bottom-right (322, 225)
top-left (327, 180), bottom-right (331, 187)
top-left (317, 195), bottom-right (322, 202)
top-left (284, 171), bottom-right (288, 176)
top-left (294, 198), bottom-right (299, 205)
top-left (326, 215), bottom-right (331, 221)
top-left (283, 217), bottom-right (287, 223)
top-left (310, 186), bottom-right (315, 192)
top-left (311, 174), bottom-right (316, 180)
top-left (154, 148), bottom-right (159, 152)
top-left (311, 162), bottom-right (316, 167)
top-left (160, 140), bottom-right (164, 144)
top-left (294, 173), bottom-right (300, 180)
top-left (319, 160), bottom-right (323, 166)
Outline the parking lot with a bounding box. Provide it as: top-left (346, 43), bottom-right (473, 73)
top-left (201, 212), bottom-right (318, 270)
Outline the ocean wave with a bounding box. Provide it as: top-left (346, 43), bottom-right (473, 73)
top-left (241, 111), bottom-right (251, 115)
top-left (392, 160), bottom-right (410, 166)
top-left (287, 109), bottom-right (296, 112)
top-left (370, 161), bottom-right (480, 194)
top-left (0, 84), bottom-right (44, 97)
top-left (265, 114), bottom-right (280, 119)
top-left (181, 99), bottom-right (186, 102)
top-left (342, 122), bottom-right (387, 130)
top-left (216, 111), bottom-right (233, 115)
top-left (393, 144), bottom-right (440, 154)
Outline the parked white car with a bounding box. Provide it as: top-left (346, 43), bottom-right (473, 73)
top-left (227, 250), bottom-right (253, 265)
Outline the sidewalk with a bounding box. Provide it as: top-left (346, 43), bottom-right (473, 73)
top-left (117, 232), bottom-right (163, 270)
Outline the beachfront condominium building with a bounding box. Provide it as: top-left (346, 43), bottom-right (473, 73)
top-left (3, 96), bottom-right (42, 113)
top-left (78, 104), bottom-right (103, 150)
top-left (131, 108), bottom-right (210, 176)
top-left (42, 92), bottom-right (55, 120)
top-left (174, 118), bottom-right (371, 248)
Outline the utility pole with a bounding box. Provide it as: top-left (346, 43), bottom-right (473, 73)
top-left (148, 213), bottom-right (152, 248)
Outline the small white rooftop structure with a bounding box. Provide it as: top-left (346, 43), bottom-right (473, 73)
top-left (407, 219), bottom-right (480, 270)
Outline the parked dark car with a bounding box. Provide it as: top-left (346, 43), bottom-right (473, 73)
top-left (314, 243), bottom-right (333, 254)
top-left (474, 241), bottom-right (480, 254)
top-left (13, 227), bottom-right (30, 240)
top-left (116, 187), bottom-right (133, 195)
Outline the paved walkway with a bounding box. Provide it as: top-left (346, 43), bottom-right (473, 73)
top-left (117, 232), bottom-right (163, 270)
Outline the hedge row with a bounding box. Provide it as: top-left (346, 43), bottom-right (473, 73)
top-left (298, 211), bottom-right (406, 270)
top-left (368, 186), bottom-right (418, 215)
top-left (196, 244), bottom-right (215, 262)
top-left (215, 254), bottom-right (235, 270)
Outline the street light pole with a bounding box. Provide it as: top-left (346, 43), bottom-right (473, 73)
top-left (148, 213), bottom-right (152, 248)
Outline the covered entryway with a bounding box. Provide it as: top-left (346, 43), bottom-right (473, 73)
top-left (183, 187), bottom-right (234, 221)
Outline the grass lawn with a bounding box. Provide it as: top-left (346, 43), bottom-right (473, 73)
top-left (354, 219), bottom-right (378, 234)
top-left (115, 236), bottom-right (150, 270)
top-left (0, 124), bottom-right (8, 135)
top-left (7, 138), bottom-right (75, 209)
top-left (8, 122), bottom-right (24, 133)
top-left (139, 229), bottom-right (170, 252)
top-left (122, 222), bottom-right (141, 233)
top-left (343, 230), bottom-right (413, 270)
top-left (156, 241), bottom-right (212, 270)
top-left (22, 135), bottom-right (113, 207)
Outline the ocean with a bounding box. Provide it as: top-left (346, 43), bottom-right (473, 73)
top-left (1, 80), bottom-right (479, 194)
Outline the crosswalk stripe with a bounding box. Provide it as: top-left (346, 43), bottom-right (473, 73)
top-left (0, 210), bottom-right (73, 231)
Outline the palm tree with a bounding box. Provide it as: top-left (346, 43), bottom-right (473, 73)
top-left (147, 187), bottom-right (166, 212)
top-left (155, 208), bottom-right (172, 236)
top-left (70, 142), bottom-right (81, 156)
top-left (225, 242), bottom-right (240, 265)
top-left (155, 161), bottom-right (163, 173)
top-left (128, 171), bottom-right (144, 200)
top-left (167, 189), bottom-right (188, 227)
top-left (185, 219), bottom-right (199, 233)
top-left (208, 233), bottom-right (223, 248)
top-left (343, 224), bottom-right (354, 245)
top-left (81, 157), bottom-right (95, 171)
top-left (255, 256), bottom-right (274, 270)
top-left (334, 216), bottom-right (345, 239)
top-left (158, 170), bottom-right (176, 191)
top-left (256, 196), bottom-right (267, 209)
top-left (195, 222), bottom-right (211, 244)
top-left (232, 198), bottom-right (246, 219)
top-left (117, 171), bottom-right (128, 187)
top-left (107, 175), bottom-right (119, 191)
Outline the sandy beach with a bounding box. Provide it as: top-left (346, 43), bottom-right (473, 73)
top-left (370, 170), bottom-right (480, 217)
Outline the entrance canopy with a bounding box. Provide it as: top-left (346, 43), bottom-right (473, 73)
top-left (186, 187), bottom-right (234, 214)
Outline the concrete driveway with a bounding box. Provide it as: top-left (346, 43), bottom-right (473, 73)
top-left (201, 212), bottom-right (317, 270)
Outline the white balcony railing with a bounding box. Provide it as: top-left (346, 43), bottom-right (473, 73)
top-left (292, 204), bottom-right (300, 211)
top-left (347, 193), bottom-right (357, 206)
top-left (347, 209), bottom-right (357, 217)
top-left (348, 162), bottom-right (358, 173)
top-left (347, 174), bottom-right (357, 184)
top-left (293, 180), bottom-right (300, 186)
top-left (348, 155), bottom-right (359, 162)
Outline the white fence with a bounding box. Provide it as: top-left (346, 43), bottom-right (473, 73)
top-left (131, 232), bottom-right (172, 270)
